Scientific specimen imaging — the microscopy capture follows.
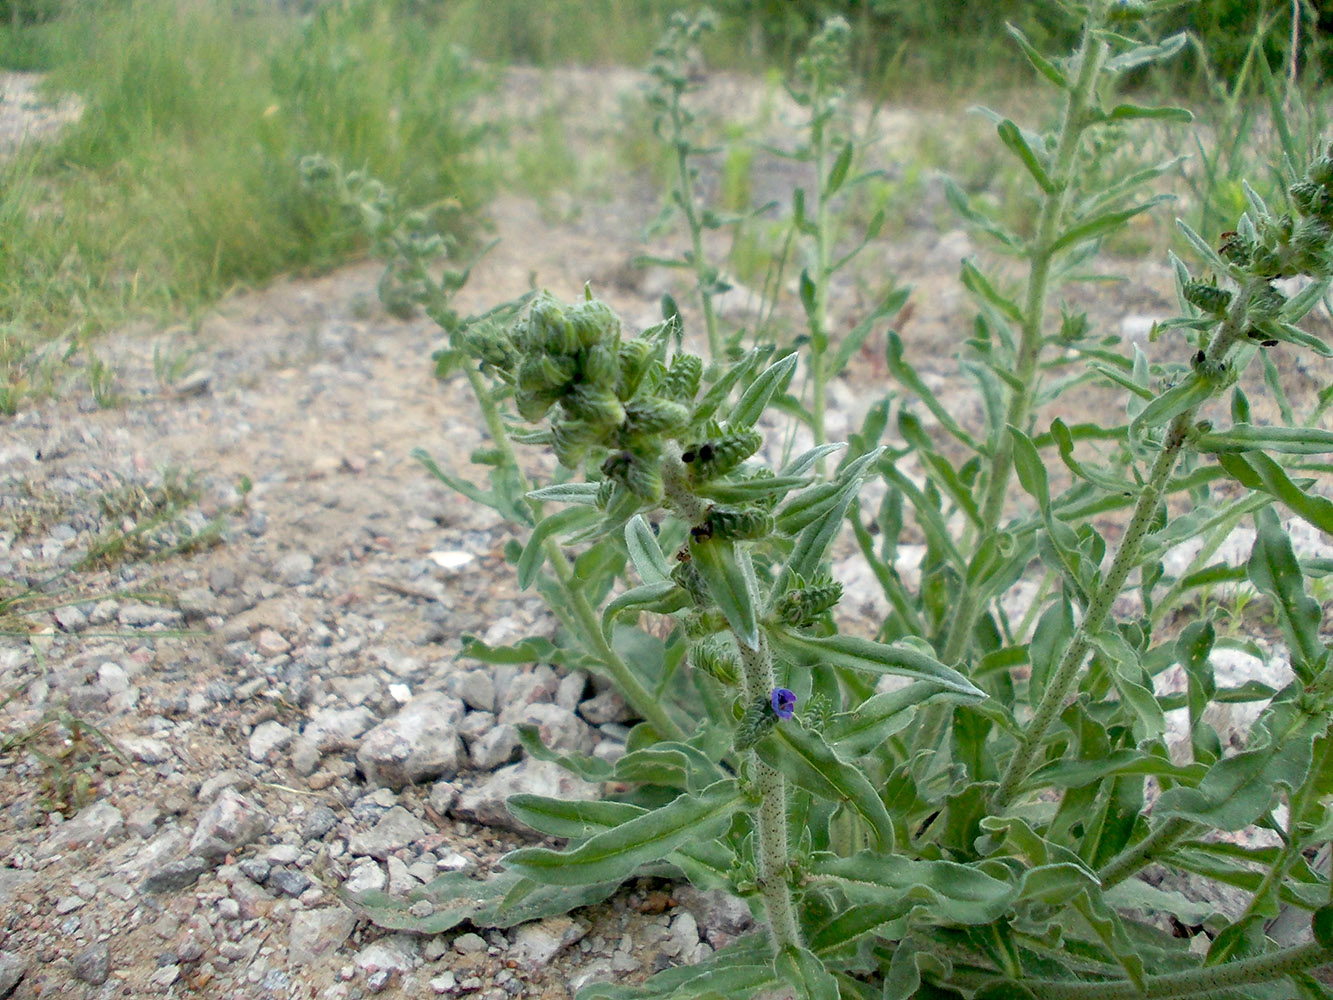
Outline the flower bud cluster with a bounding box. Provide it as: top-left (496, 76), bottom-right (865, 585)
top-left (775, 573), bottom-right (844, 627)
top-left (1217, 147), bottom-right (1333, 281)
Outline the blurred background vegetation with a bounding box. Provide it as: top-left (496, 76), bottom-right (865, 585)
top-left (0, 0), bottom-right (1325, 408)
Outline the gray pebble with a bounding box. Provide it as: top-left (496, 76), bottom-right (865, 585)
top-left (142, 856), bottom-right (208, 894)
top-left (272, 551), bottom-right (315, 586)
top-left (356, 692), bottom-right (465, 790)
top-left (302, 805), bottom-right (338, 841)
top-left (239, 858), bottom-right (271, 884)
top-left (72, 941), bottom-right (111, 985)
top-left (117, 602), bottom-right (184, 627)
top-left (0, 951), bottom-right (27, 997)
top-left (347, 806), bottom-right (432, 860)
top-left (187, 787), bottom-right (270, 860)
top-left (269, 867), bottom-right (312, 897)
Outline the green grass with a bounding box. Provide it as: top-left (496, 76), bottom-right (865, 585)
top-left (0, 0), bottom-right (493, 410)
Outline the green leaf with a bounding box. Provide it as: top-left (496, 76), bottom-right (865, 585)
top-left (1028, 597), bottom-right (1073, 704)
top-left (784, 449), bottom-right (883, 582)
top-left (1102, 31), bottom-right (1188, 72)
top-left (961, 259), bottom-right (1025, 325)
top-left (1175, 219), bottom-right (1233, 274)
top-left (1247, 506), bottom-right (1329, 677)
top-left (826, 681), bottom-right (961, 756)
top-left (575, 935), bottom-right (775, 1000)
top-left (1006, 23), bottom-right (1067, 88)
top-left (757, 720), bottom-right (895, 850)
top-left (731, 351), bottom-right (798, 430)
top-left (829, 285), bottom-right (911, 379)
top-left (460, 634), bottom-right (563, 666)
top-left (1028, 749), bottom-right (1203, 790)
top-left (943, 176), bottom-right (1023, 250)
top-left (799, 268), bottom-right (818, 323)
top-left (697, 474), bottom-right (811, 505)
top-left (1221, 452), bottom-right (1333, 537)
top-left (690, 538), bottom-right (760, 648)
top-left (1314, 906), bottom-right (1333, 951)
top-left (1130, 371), bottom-right (1213, 435)
top-left (776, 946), bottom-right (839, 1000)
top-left (505, 796), bottom-right (647, 839)
top-left (1156, 713), bottom-right (1325, 830)
top-left (809, 852), bottom-right (1014, 925)
top-left (601, 582), bottom-right (688, 641)
top-left (997, 119), bottom-right (1056, 194)
top-left (1099, 102), bottom-right (1192, 123)
top-left (782, 444), bottom-right (847, 478)
top-left (514, 724), bottom-right (616, 782)
top-left (767, 628), bottom-right (982, 697)
top-left (345, 868), bottom-right (618, 934)
top-left (826, 141), bottom-right (854, 196)
top-left (505, 779), bottom-right (742, 886)
top-left (518, 507), bottom-right (601, 590)
top-left (526, 483), bottom-right (603, 505)
top-left (625, 515), bottom-right (671, 584)
top-left (1049, 197), bottom-right (1173, 255)
top-left (886, 332), bottom-right (983, 451)
top-left (1008, 426), bottom-right (1049, 514)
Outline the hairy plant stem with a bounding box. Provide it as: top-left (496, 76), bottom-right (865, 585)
top-left (992, 279), bottom-right (1263, 809)
top-left (738, 636), bottom-right (802, 951)
top-left (464, 367), bottom-right (686, 742)
top-left (1023, 940), bottom-right (1333, 999)
top-left (1096, 816), bottom-right (1195, 890)
top-left (940, 4), bottom-right (1109, 667)
top-left (808, 110), bottom-right (832, 459)
top-left (668, 104), bottom-right (721, 361)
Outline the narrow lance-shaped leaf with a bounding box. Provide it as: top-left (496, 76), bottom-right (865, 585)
top-left (505, 796), bottom-right (647, 840)
top-left (997, 119), bottom-right (1056, 194)
top-left (518, 507), bottom-right (601, 590)
top-left (345, 868), bottom-right (619, 935)
top-left (784, 448), bottom-right (884, 584)
top-left (1049, 195), bottom-right (1173, 255)
top-left (1008, 425), bottom-right (1049, 514)
top-left (731, 351), bottom-right (799, 429)
top-left (691, 537), bottom-right (761, 649)
top-left (601, 582), bottom-right (688, 641)
top-left (756, 719), bottom-right (895, 850)
top-left (1102, 31), bottom-right (1188, 72)
top-left (1006, 23), bottom-right (1068, 88)
top-left (625, 515), bottom-right (671, 584)
top-left (1194, 424), bottom-right (1333, 453)
top-left (960, 259), bottom-right (1025, 325)
top-left (527, 482), bottom-right (603, 505)
top-left (767, 627), bottom-right (982, 697)
top-left (825, 141), bottom-right (854, 195)
top-left (826, 681), bottom-right (959, 756)
top-left (504, 779), bottom-right (742, 886)
top-left (1130, 370), bottom-right (1214, 435)
top-left (776, 946), bottom-right (840, 1000)
top-left (809, 852), bottom-right (1015, 925)
top-left (1099, 103), bottom-right (1193, 123)
top-left (1220, 452), bottom-right (1333, 537)
top-left (886, 332), bottom-right (982, 451)
top-left (1247, 506), bottom-right (1329, 677)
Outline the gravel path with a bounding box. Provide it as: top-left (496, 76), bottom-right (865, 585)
top-left (2, 65), bottom-right (1330, 1000)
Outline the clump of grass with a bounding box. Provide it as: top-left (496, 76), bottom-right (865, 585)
top-left (0, 0), bottom-right (493, 409)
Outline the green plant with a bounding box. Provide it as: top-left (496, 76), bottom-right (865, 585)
top-left (331, 3), bottom-right (1333, 998)
top-left (83, 347), bottom-right (120, 408)
top-left (0, 0), bottom-right (491, 402)
top-left (0, 703), bottom-right (126, 817)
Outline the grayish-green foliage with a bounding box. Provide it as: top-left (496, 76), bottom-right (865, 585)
top-left (315, 1), bottom-right (1333, 996)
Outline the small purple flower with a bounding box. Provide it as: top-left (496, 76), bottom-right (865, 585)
top-left (770, 688), bottom-right (797, 720)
